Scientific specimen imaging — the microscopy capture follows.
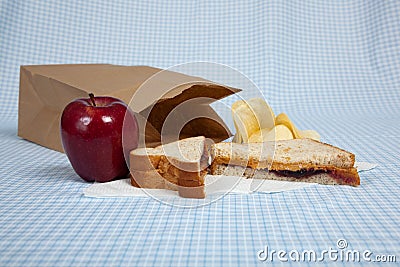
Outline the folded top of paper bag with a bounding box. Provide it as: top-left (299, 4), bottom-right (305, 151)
top-left (18, 64), bottom-right (241, 152)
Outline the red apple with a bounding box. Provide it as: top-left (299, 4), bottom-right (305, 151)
top-left (61, 94), bottom-right (138, 182)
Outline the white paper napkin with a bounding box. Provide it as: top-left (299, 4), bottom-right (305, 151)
top-left (83, 162), bottom-right (376, 198)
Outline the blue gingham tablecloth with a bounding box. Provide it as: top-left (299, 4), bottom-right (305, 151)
top-left (1, 1), bottom-right (399, 266)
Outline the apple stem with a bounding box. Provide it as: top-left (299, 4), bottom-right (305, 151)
top-left (89, 93), bottom-right (96, 107)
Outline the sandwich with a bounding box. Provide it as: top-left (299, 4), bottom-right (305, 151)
top-left (129, 137), bottom-right (360, 199)
top-left (129, 136), bottom-right (209, 198)
top-left (210, 138), bottom-right (360, 186)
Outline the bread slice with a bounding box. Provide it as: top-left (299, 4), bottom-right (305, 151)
top-left (212, 164), bottom-right (360, 186)
top-left (210, 139), bottom-right (360, 186)
top-left (129, 136), bottom-right (208, 198)
top-left (130, 170), bottom-right (178, 190)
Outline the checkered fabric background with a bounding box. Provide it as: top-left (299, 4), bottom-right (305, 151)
top-left (1, 0), bottom-right (399, 266)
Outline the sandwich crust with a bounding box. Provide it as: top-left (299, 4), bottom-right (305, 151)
top-left (129, 136), bottom-right (207, 198)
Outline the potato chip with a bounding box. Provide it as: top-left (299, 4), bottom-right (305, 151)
top-left (232, 120), bottom-right (243, 143)
top-left (274, 113), bottom-right (302, 139)
top-left (248, 125), bottom-right (294, 143)
top-left (231, 98), bottom-right (275, 143)
top-left (232, 99), bottom-right (321, 143)
top-left (299, 129), bottom-right (320, 141)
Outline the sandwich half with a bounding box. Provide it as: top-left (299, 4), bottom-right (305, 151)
top-left (210, 139), bottom-right (360, 186)
top-left (130, 136), bottom-right (209, 198)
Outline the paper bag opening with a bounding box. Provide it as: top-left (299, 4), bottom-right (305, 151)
top-left (139, 84), bottom-right (237, 147)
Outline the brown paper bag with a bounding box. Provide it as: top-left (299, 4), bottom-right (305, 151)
top-left (18, 64), bottom-right (240, 152)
